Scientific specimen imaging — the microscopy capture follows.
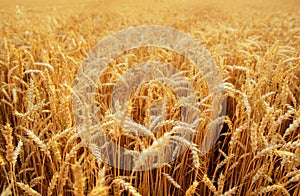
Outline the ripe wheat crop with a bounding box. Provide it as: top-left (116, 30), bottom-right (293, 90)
top-left (0, 0), bottom-right (300, 195)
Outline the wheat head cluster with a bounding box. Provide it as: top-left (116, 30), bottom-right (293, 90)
top-left (0, 0), bottom-right (300, 195)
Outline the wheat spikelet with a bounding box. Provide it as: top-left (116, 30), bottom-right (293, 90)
top-left (171, 125), bottom-right (198, 135)
top-left (65, 142), bottom-right (84, 163)
top-left (34, 62), bottom-right (54, 73)
top-left (26, 77), bottom-right (35, 109)
top-left (217, 173), bottom-right (225, 195)
top-left (24, 128), bottom-right (48, 153)
top-left (57, 164), bottom-right (70, 193)
top-left (202, 174), bottom-right (217, 193)
top-left (47, 172), bottom-right (59, 196)
top-left (229, 124), bottom-right (247, 147)
top-left (254, 184), bottom-right (290, 195)
top-left (285, 169), bottom-right (300, 179)
top-left (57, 45), bottom-right (67, 64)
top-left (12, 140), bottom-right (23, 168)
top-left (113, 179), bottom-right (142, 196)
top-left (225, 65), bottom-right (250, 73)
top-left (242, 93), bottom-right (251, 117)
top-left (123, 119), bottom-right (155, 139)
top-left (50, 141), bottom-right (62, 163)
top-left (89, 167), bottom-right (109, 196)
top-left (255, 145), bottom-right (279, 159)
top-left (228, 161), bottom-right (239, 171)
top-left (222, 186), bottom-right (238, 196)
top-left (250, 123), bottom-right (258, 152)
top-left (287, 172), bottom-right (300, 184)
top-left (258, 108), bottom-right (274, 133)
top-left (286, 83), bottom-right (298, 107)
top-left (224, 116), bottom-right (233, 131)
top-left (17, 102), bottom-right (47, 122)
top-left (283, 141), bottom-right (300, 150)
top-left (283, 118), bottom-right (300, 138)
top-left (171, 136), bottom-right (200, 168)
top-left (213, 152), bottom-right (234, 180)
top-left (134, 131), bottom-right (173, 170)
top-left (24, 70), bottom-right (45, 76)
top-left (46, 128), bottom-right (74, 147)
top-left (185, 181), bottom-right (198, 196)
top-left (72, 162), bottom-right (86, 196)
top-left (101, 120), bottom-right (116, 128)
top-left (3, 124), bottom-right (14, 163)
top-left (189, 143), bottom-right (201, 169)
top-left (268, 105), bottom-right (295, 136)
top-left (258, 130), bottom-right (268, 149)
top-left (30, 176), bottom-right (45, 188)
top-left (89, 187), bottom-right (109, 196)
top-left (162, 173), bottom-right (181, 189)
top-left (251, 161), bottom-right (269, 184)
top-left (274, 149), bottom-right (298, 167)
top-left (16, 182), bottom-right (41, 196)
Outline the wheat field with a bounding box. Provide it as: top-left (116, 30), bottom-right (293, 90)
top-left (0, 0), bottom-right (300, 195)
